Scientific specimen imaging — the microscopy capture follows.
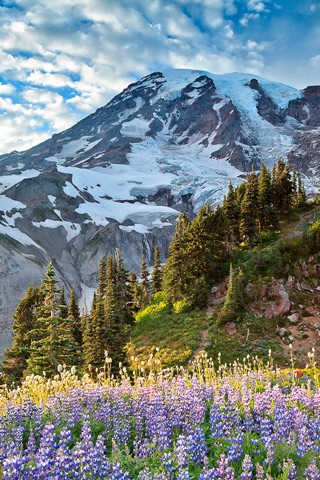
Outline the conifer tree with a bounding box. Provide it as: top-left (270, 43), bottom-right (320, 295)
top-left (297, 172), bottom-right (307, 206)
top-left (258, 163), bottom-right (277, 231)
top-left (163, 206), bottom-right (228, 305)
top-left (25, 262), bottom-right (80, 376)
top-left (59, 286), bottom-right (68, 319)
top-left (68, 287), bottom-right (82, 347)
top-left (223, 182), bottom-right (240, 243)
top-left (140, 255), bottom-right (150, 306)
top-left (239, 169), bottom-right (259, 247)
top-left (272, 157), bottom-right (294, 215)
top-left (151, 245), bottom-right (162, 295)
top-left (82, 293), bottom-right (98, 369)
top-left (83, 251), bottom-right (133, 372)
top-left (103, 254), bottom-right (128, 370)
top-left (162, 212), bottom-right (191, 303)
top-left (127, 272), bottom-right (141, 314)
top-left (1, 285), bottom-right (44, 383)
top-left (219, 265), bottom-right (245, 325)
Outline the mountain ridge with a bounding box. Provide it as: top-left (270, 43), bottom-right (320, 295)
top-left (0, 68), bottom-right (319, 356)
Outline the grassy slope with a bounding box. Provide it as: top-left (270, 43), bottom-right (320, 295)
top-left (127, 203), bottom-right (320, 370)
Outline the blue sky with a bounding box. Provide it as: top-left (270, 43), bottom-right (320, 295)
top-left (0, 0), bottom-right (319, 154)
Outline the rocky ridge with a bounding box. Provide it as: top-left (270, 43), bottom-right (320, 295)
top-left (0, 69), bottom-right (320, 356)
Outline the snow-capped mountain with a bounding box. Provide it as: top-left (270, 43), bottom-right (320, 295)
top-left (0, 69), bottom-right (319, 354)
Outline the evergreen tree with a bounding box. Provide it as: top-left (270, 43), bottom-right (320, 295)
top-left (163, 205), bottom-right (228, 306)
top-left (239, 169), bottom-right (259, 247)
top-left (151, 246), bottom-right (162, 295)
top-left (59, 286), bottom-right (68, 319)
top-left (140, 255), bottom-right (149, 306)
top-left (258, 163), bottom-right (277, 231)
top-left (1, 285), bottom-right (44, 383)
top-left (272, 157), bottom-right (294, 216)
top-left (68, 287), bottom-right (82, 347)
top-left (114, 248), bottom-right (134, 326)
top-left (127, 272), bottom-right (141, 315)
top-left (82, 293), bottom-right (99, 370)
top-left (83, 251), bottom-right (133, 372)
top-left (103, 255), bottom-right (128, 371)
top-left (162, 212), bottom-right (191, 303)
top-left (25, 262), bottom-right (80, 376)
top-left (219, 265), bottom-right (245, 325)
top-left (223, 182), bottom-right (240, 243)
top-left (297, 172), bottom-right (307, 206)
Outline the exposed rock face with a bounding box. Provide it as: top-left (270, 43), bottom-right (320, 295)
top-left (0, 69), bottom-right (319, 356)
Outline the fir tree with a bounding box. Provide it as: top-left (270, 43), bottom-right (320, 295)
top-left (163, 205), bottom-right (228, 306)
top-left (223, 182), bottom-right (240, 243)
top-left (103, 255), bottom-right (128, 371)
top-left (258, 163), bottom-right (277, 231)
top-left (83, 251), bottom-right (133, 372)
top-left (140, 255), bottom-right (149, 306)
top-left (162, 212), bottom-right (191, 303)
top-left (59, 286), bottom-right (68, 319)
top-left (239, 169), bottom-right (259, 247)
top-left (1, 285), bottom-right (44, 383)
top-left (25, 262), bottom-right (80, 376)
top-left (151, 245), bottom-right (162, 295)
top-left (68, 287), bottom-right (82, 347)
top-left (272, 157), bottom-right (294, 216)
top-left (127, 272), bottom-right (141, 314)
top-left (219, 265), bottom-right (245, 325)
top-left (297, 172), bottom-right (307, 206)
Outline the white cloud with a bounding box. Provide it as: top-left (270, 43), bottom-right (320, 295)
top-left (247, 0), bottom-right (267, 13)
top-left (0, 84), bottom-right (15, 95)
top-left (240, 12), bottom-right (260, 26)
top-left (26, 71), bottom-right (74, 88)
top-left (23, 88), bottom-right (63, 105)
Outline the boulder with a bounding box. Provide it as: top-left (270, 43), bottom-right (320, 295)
top-left (287, 313), bottom-right (300, 324)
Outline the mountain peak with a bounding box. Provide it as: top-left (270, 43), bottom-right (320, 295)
top-left (0, 69), bottom-right (319, 357)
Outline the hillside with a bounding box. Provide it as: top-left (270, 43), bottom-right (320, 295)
top-left (127, 202), bottom-right (320, 370)
top-left (0, 69), bottom-right (320, 357)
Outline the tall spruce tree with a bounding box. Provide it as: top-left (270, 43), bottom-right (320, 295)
top-left (163, 205), bottom-right (228, 306)
top-left (239, 169), bottom-right (259, 247)
top-left (1, 285), bottom-right (44, 383)
top-left (83, 251), bottom-right (133, 372)
top-left (151, 245), bottom-right (162, 295)
top-left (219, 265), bottom-right (245, 325)
top-left (139, 255), bottom-right (150, 307)
top-left (223, 182), bottom-right (241, 243)
top-left (68, 287), bottom-right (82, 347)
top-left (25, 262), bottom-right (80, 376)
top-left (272, 157), bottom-right (294, 216)
top-left (258, 163), bottom-right (277, 231)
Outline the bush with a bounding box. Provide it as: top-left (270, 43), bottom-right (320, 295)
top-left (173, 299), bottom-right (192, 313)
top-left (135, 300), bottom-right (169, 323)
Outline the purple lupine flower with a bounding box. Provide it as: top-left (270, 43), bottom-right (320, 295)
top-left (240, 454), bottom-right (253, 480)
top-left (214, 453), bottom-right (235, 480)
top-left (303, 460), bottom-right (320, 479)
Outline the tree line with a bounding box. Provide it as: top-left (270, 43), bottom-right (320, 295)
top-left (1, 159), bottom-right (306, 383)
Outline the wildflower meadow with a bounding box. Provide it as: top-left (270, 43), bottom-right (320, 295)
top-left (1, 350), bottom-right (320, 479)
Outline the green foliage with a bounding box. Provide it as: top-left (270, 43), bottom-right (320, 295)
top-left (1, 285), bottom-right (45, 384)
top-left (25, 262), bottom-right (81, 377)
top-left (162, 206), bottom-right (228, 306)
top-left (127, 304), bottom-right (207, 368)
top-left (151, 245), bottom-right (162, 295)
top-left (173, 298), bottom-right (193, 313)
top-left (218, 265), bottom-right (245, 325)
top-left (83, 250), bottom-right (134, 372)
